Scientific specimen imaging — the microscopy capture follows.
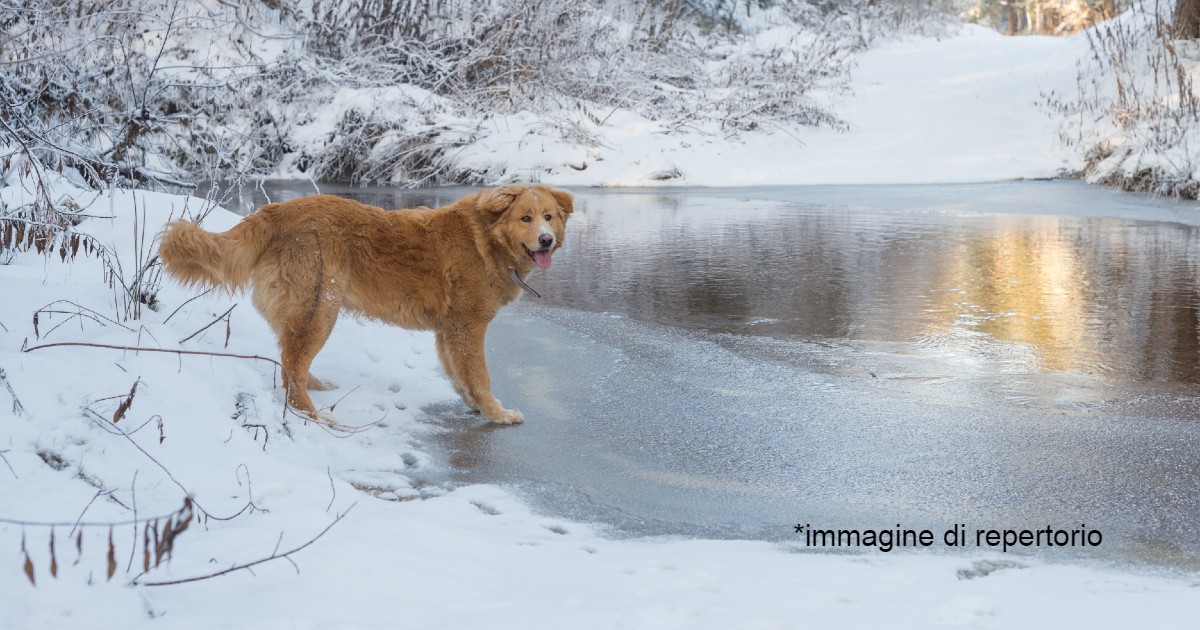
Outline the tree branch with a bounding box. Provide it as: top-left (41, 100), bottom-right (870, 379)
top-left (137, 504), bottom-right (355, 586)
top-left (22, 340), bottom-right (282, 370)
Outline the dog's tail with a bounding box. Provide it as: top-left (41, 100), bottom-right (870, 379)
top-left (159, 211), bottom-right (276, 292)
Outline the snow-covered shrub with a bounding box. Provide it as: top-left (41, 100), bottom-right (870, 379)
top-left (0, 0), bottom-right (285, 190)
top-left (1044, 2), bottom-right (1200, 197)
top-left (0, 0), bottom-right (938, 188)
top-left (665, 32), bottom-right (839, 134)
top-left (866, 0), bottom-right (965, 38)
top-left (0, 0), bottom-right (277, 287)
top-left (277, 0), bottom-right (871, 184)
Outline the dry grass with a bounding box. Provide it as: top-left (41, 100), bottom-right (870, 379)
top-left (1043, 4), bottom-right (1200, 197)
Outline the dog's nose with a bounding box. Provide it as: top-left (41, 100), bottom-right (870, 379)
top-left (538, 234), bottom-right (554, 248)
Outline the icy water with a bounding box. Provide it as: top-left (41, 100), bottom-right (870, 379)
top-left (249, 180), bottom-right (1200, 569)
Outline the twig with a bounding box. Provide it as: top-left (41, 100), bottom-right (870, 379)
top-left (241, 424), bottom-right (268, 451)
top-left (0, 450), bottom-right (17, 479)
top-left (33, 300), bottom-right (135, 339)
top-left (137, 504), bottom-right (356, 587)
top-left (325, 466), bottom-right (335, 512)
top-left (162, 288), bottom-right (214, 324)
top-left (126, 471), bottom-right (138, 573)
top-left (318, 384), bottom-right (360, 414)
top-left (83, 407), bottom-right (139, 436)
top-left (136, 325), bottom-right (162, 348)
top-left (234, 463), bottom-right (266, 514)
top-left (92, 390), bottom-right (142, 404)
top-left (178, 304), bottom-right (236, 345)
top-left (0, 368), bottom-right (27, 417)
top-left (69, 489), bottom-right (112, 537)
top-left (78, 406), bottom-right (255, 523)
top-left (23, 341), bottom-right (282, 371)
top-left (312, 412), bottom-right (386, 438)
top-left (0, 498), bottom-right (192, 531)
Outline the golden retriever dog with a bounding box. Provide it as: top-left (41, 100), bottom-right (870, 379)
top-left (158, 184), bottom-right (572, 426)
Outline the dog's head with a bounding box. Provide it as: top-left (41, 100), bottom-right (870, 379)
top-left (478, 184), bottom-right (573, 271)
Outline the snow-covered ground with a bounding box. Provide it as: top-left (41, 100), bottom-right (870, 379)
top-left (443, 25), bottom-right (1087, 188)
top-left (4, 26), bottom-right (1200, 630)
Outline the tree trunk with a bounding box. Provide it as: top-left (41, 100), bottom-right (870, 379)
top-left (1175, 0), bottom-right (1200, 39)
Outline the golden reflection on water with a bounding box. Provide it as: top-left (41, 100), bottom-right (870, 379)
top-left (538, 201), bottom-right (1200, 385)
top-left (910, 217), bottom-right (1200, 382)
top-left (935, 222), bottom-right (1090, 373)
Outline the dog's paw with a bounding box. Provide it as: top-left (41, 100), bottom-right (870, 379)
top-left (486, 407), bottom-right (525, 425)
top-left (306, 375), bottom-right (338, 391)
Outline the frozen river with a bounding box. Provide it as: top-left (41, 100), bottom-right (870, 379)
top-left (252, 180), bottom-right (1200, 569)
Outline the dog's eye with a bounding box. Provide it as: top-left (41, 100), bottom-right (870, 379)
top-left (521, 215), bottom-right (532, 223)
top-left (544, 214), bottom-right (552, 221)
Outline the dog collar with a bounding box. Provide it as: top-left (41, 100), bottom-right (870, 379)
top-left (510, 268), bottom-right (542, 299)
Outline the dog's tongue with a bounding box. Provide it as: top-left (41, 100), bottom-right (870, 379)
top-left (532, 249), bottom-right (552, 269)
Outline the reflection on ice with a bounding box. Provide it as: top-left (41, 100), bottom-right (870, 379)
top-left (531, 182), bottom-right (1200, 385)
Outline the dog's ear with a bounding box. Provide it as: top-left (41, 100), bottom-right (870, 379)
top-left (548, 187), bottom-right (573, 214)
top-left (476, 185), bottom-right (523, 218)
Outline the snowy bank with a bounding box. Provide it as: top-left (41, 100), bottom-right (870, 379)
top-left (1046, 2), bottom-right (1200, 198)
top-left (457, 24), bottom-right (1085, 187)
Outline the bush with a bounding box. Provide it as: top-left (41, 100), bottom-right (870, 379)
top-left (1044, 2), bottom-right (1200, 197)
top-left (0, 0), bottom-right (952, 188)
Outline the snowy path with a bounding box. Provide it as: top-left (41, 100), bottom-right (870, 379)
top-left (480, 27), bottom-right (1088, 187)
top-left (792, 28), bottom-right (1085, 184)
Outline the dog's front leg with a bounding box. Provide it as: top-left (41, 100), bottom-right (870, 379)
top-left (441, 324), bottom-right (523, 425)
top-left (435, 330), bottom-right (477, 411)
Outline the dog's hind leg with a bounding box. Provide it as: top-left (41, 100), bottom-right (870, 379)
top-left (252, 265), bottom-right (342, 424)
top-left (276, 297), bottom-right (340, 423)
top-left (436, 331), bottom-right (477, 412)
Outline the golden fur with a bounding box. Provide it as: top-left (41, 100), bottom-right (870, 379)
top-left (158, 184), bottom-right (573, 425)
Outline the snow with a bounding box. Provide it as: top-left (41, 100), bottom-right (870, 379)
top-left (3, 25), bottom-right (1200, 630)
top-left (263, 22), bottom-right (1091, 189)
top-left (444, 25), bottom-right (1087, 188)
